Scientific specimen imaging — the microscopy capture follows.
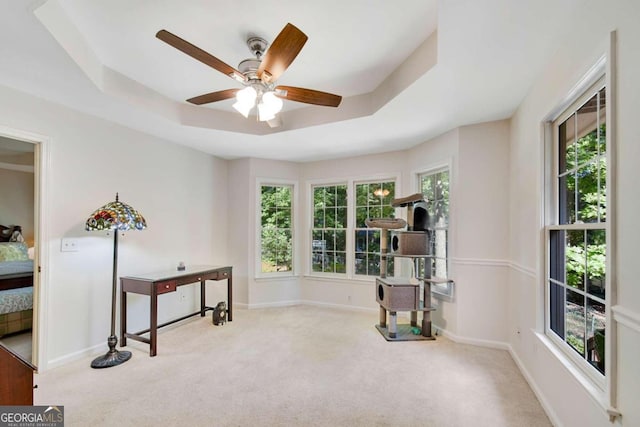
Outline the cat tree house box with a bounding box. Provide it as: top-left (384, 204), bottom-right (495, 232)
top-left (376, 277), bottom-right (420, 311)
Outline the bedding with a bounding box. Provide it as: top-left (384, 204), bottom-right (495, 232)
top-left (0, 227), bottom-right (34, 336)
top-left (0, 287), bottom-right (33, 315)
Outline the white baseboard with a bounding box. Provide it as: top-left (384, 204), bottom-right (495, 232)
top-left (434, 326), bottom-right (510, 351)
top-left (299, 300), bottom-right (379, 313)
top-left (46, 342), bottom-right (105, 370)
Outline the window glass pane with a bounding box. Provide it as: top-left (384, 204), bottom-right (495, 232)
top-left (356, 183), bottom-right (369, 206)
top-left (419, 169), bottom-right (450, 284)
top-left (598, 88), bottom-right (606, 154)
top-left (577, 163), bottom-right (598, 223)
top-left (421, 175), bottom-right (434, 200)
top-left (323, 252), bottom-right (335, 273)
top-left (355, 230), bottom-right (367, 252)
top-left (599, 157), bottom-right (607, 222)
top-left (566, 289), bottom-right (585, 356)
top-left (325, 186), bottom-right (336, 207)
top-left (335, 230), bottom-right (346, 251)
top-left (368, 230), bottom-right (380, 253)
top-left (368, 254), bottom-right (380, 276)
top-left (575, 94), bottom-right (599, 164)
top-left (566, 230), bottom-right (585, 290)
top-left (336, 185), bottom-right (347, 206)
top-left (335, 252), bottom-right (347, 273)
top-left (355, 207), bottom-right (368, 228)
top-left (558, 114), bottom-right (577, 173)
top-left (313, 187), bottom-right (325, 207)
top-left (261, 185), bottom-right (293, 273)
top-left (369, 206), bottom-right (381, 220)
top-left (325, 208), bottom-right (336, 228)
top-left (336, 207), bottom-right (347, 228)
top-left (312, 251), bottom-right (323, 272)
top-left (433, 229), bottom-right (448, 261)
top-left (586, 229), bottom-right (606, 299)
top-left (382, 182), bottom-right (395, 205)
top-left (325, 230), bottom-right (335, 251)
top-left (355, 253), bottom-right (366, 275)
top-left (278, 209), bottom-right (291, 228)
top-left (559, 172), bottom-right (576, 224)
top-left (549, 280), bottom-right (565, 337)
top-left (279, 230), bottom-right (292, 272)
top-left (549, 230), bottom-right (565, 283)
top-left (311, 184), bottom-right (348, 275)
top-left (587, 298), bottom-right (605, 374)
top-left (313, 208), bottom-right (324, 228)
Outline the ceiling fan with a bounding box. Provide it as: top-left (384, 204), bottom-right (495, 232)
top-left (156, 23), bottom-right (342, 125)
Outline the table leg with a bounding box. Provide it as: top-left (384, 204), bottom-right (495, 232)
top-left (200, 280), bottom-right (206, 317)
top-left (227, 274), bottom-right (233, 321)
top-left (150, 291), bottom-right (158, 357)
top-left (120, 284), bottom-right (127, 347)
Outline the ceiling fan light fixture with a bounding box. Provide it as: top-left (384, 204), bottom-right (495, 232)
top-left (258, 91), bottom-right (284, 122)
top-left (232, 86), bottom-right (257, 118)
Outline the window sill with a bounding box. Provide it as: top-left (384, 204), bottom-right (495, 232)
top-left (533, 331), bottom-right (620, 421)
top-left (303, 274), bottom-right (375, 285)
top-left (254, 274), bottom-right (299, 282)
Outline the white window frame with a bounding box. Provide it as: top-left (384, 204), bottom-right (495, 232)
top-left (353, 178), bottom-right (397, 278)
top-left (255, 178), bottom-right (297, 279)
top-left (310, 182), bottom-right (349, 276)
top-left (542, 50), bottom-right (617, 414)
top-left (305, 174), bottom-right (400, 281)
top-left (416, 165), bottom-right (453, 299)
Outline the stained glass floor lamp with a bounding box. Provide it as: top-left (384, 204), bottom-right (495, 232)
top-left (86, 193), bottom-right (146, 368)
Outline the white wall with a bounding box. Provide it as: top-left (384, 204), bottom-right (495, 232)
top-left (222, 121), bottom-right (511, 350)
top-left (508, 1), bottom-right (640, 425)
top-left (0, 84), bottom-right (229, 369)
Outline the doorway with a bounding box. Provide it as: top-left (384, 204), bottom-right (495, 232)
top-left (0, 128), bottom-right (47, 370)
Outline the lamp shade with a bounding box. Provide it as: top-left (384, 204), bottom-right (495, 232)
top-left (86, 193), bottom-right (146, 232)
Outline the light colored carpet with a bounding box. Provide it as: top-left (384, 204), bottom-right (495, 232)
top-left (34, 306), bottom-right (550, 427)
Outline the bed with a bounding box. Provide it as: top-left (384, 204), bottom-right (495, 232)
top-left (0, 225), bottom-right (33, 336)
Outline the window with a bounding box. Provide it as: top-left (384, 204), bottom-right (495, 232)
top-left (260, 185), bottom-right (293, 273)
top-left (547, 79), bottom-right (607, 376)
top-left (354, 181), bottom-right (396, 276)
top-left (311, 184), bottom-right (347, 273)
top-left (419, 169), bottom-right (451, 296)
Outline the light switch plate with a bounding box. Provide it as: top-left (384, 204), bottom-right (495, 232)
top-left (61, 238), bottom-right (79, 252)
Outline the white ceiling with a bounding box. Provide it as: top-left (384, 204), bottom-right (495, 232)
top-left (0, 0), bottom-right (584, 162)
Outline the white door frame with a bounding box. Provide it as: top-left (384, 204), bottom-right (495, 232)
top-left (0, 125), bottom-right (50, 372)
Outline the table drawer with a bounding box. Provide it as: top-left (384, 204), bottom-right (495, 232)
top-left (156, 280), bottom-right (177, 294)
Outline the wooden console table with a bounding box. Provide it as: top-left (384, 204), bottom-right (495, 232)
top-left (120, 265), bottom-right (232, 356)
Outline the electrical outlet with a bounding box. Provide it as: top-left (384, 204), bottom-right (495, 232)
top-left (61, 238), bottom-right (79, 252)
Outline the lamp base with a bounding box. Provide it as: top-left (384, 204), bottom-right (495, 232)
top-left (90, 335), bottom-right (131, 368)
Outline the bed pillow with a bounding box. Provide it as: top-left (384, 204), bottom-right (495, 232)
top-left (0, 242), bottom-right (29, 261)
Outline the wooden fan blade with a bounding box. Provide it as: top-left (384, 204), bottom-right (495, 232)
top-left (257, 23), bottom-right (308, 83)
top-left (156, 30), bottom-right (246, 82)
top-left (275, 86), bottom-right (342, 107)
top-left (187, 88), bottom-right (239, 105)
